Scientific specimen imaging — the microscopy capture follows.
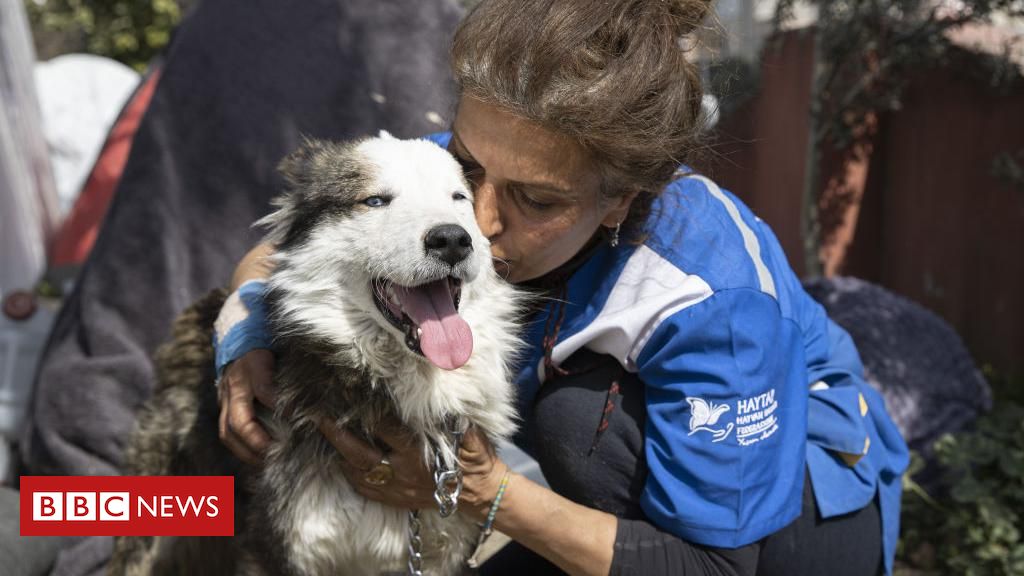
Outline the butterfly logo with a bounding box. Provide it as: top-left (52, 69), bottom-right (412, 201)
top-left (686, 397), bottom-right (734, 443)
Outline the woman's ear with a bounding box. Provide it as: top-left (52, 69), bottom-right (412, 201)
top-left (601, 189), bottom-right (642, 228)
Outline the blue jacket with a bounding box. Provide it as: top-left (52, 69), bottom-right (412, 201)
top-left (425, 132), bottom-right (910, 574)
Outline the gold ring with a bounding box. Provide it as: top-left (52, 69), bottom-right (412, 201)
top-left (363, 456), bottom-right (394, 487)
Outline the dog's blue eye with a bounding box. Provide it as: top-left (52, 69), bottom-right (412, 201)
top-left (453, 192), bottom-right (468, 201)
top-left (363, 196), bottom-right (388, 207)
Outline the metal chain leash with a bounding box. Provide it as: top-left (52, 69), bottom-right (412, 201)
top-left (432, 426), bottom-right (464, 517)
top-left (407, 510), bottom-right (423, 576)
top-left (407, 420), bottom-right (466, 575)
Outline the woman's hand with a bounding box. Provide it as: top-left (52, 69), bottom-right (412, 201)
top-left (217, 349), bottom-right (277, 463)
top-left (318, 420), bottom-right (508, 518)
top-left (454, 426), bottom-right (510, 521)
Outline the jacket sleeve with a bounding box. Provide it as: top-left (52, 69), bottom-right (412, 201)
top-left (634, 287), bottom-right (807, 548)
top-left (611, 517), bottom-right (760, 576)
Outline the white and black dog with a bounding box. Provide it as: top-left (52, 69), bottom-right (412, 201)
top-left (109, 133), bottom-right (522, 576)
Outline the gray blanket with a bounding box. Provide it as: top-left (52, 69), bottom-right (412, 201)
top-left (20, 1), bottom-right (462, 574)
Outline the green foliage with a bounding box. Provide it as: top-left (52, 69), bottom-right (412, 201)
top-left (25, 0), bottom-right (182, 71)
top-left (899, 399), bottom-right (1024, 575)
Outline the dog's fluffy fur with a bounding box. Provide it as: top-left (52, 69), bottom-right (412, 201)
top-left (109, 134), bottom-right (522, 576)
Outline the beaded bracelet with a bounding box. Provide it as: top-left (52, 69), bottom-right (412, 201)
top-left (467, 468), bottom-right (513, 569)
top-left (481, 468), bottom-right (511, 536)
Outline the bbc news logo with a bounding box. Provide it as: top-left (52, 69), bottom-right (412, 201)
top-left (33, 491), bottom-right (133, 521)
top-left (32, 490), bottom-right (219, 521)
top-left (21, 476), bottom-right (233, 536)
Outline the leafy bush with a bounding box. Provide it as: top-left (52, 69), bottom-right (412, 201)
top-left (899, 399), bottom-right (1024, 575)
top-left (25, 0), bottom-right (182, 71)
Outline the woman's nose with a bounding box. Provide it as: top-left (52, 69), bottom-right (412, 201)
top-left (473, 181), bottom-right (503, 240)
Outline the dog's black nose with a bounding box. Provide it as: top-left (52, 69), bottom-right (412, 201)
top-left (424, 224), bottom-right (473, 266)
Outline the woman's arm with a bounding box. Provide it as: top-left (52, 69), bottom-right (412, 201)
top-left (231, 242), bottom-right (276, 289)
top-left (456, 431), bottom-right (758, 576)
top-left (320, 424), bottom-right (756, 576)
top-left (611, 519), bottom-right (758, 576)
top-left (465, 465), bottom-right (618, 576)
top-left (217, 242), bottom-right (278, 462)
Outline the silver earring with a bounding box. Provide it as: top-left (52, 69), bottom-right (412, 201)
top-left (610, 221), bottom-right (621, 248)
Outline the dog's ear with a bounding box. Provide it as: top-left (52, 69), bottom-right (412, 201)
top-left (263, 137), bottom-right (369, 248)
top-left (277, 137), bottom-right (330, 189)
top-left (377, 130), bottom-right (395, 140)
top-left (256, 193), bottom-right (300, 247)
top-left (262, 138), bottom-right (326, 246)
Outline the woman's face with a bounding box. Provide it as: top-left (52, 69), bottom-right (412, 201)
top-left (449, 97), bottom-right (634, 284)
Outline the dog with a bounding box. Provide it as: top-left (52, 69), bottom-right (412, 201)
top-left (109, 133), bottom-right (523, 576)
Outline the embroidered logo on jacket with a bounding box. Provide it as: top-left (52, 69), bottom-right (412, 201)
top-left (735, 389), bottom-right (780, 446)
top-left (685, 397), bottom-right (733, 442)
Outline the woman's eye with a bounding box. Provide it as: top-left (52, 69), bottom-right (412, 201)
top-left (517, 190), bottom-right (554, 211)
top-left (453, 191), bottom-right (469, 201)
top-left (363, 196), bottom-right (389, 207)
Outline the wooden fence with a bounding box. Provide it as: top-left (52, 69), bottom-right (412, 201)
top-left (706, 30), bottom-right (1024, 375)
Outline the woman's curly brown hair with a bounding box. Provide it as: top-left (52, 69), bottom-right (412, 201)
top-left (451, 0), bottom-right (713, 242)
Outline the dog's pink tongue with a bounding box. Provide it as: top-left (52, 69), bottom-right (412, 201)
top-left (396, 280), bottom-right (473, 370)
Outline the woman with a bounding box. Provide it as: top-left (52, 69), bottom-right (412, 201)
top-left (214, 1), bottom-right (909, 574)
